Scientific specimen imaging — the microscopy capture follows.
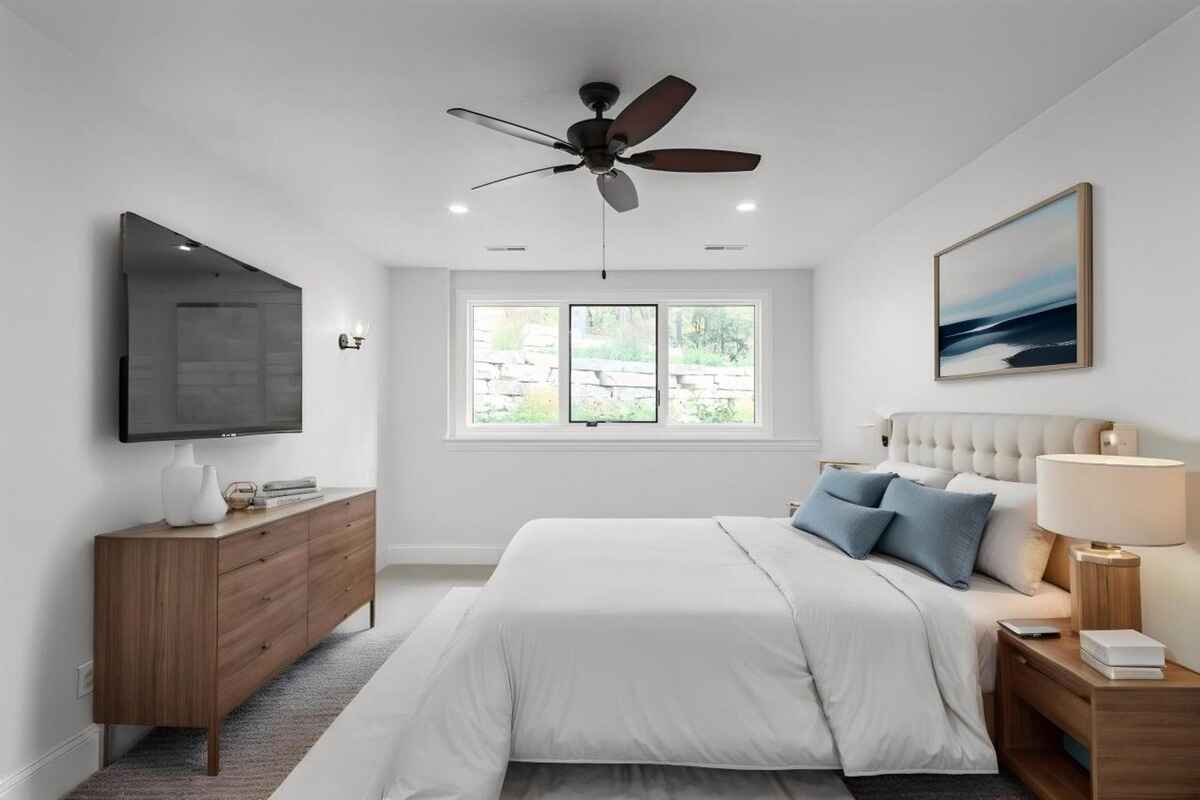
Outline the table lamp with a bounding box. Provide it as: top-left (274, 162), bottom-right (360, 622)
top-left (1036, 454), bottom-right (1186, 633)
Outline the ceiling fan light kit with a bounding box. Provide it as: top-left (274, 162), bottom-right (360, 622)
top-left (448, 74), bottom-right (762, 214)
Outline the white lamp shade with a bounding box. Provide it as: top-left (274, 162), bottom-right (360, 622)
top-left (1036, 454), bottom-right (1186, 546)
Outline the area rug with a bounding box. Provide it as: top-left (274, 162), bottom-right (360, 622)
top-left (68, 623), bottom-right (407, 800)
top-left (501, 763), bottom-right (852, 799)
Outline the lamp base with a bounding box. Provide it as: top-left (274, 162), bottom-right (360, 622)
top-left (1068, 543), bottom-right (1142, 633)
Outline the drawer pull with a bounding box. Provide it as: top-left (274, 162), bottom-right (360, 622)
top-left (345, 585), bottom-right (352, 593)
top-left (260, 529), bottom-right (270, 536)
top-left (259, 556), bottom-right (269, 564)
top-left (1015, 654), bottom-right (1028, 665)
top-left (262, 594), bottom-right (273, 602)
top-left (344, 500), bottom-right (351, 507)
top-left (345, 522), bottom-right (352, 528)
top-left (261, 641), bottom-right (272, 651)
top-left (343, 553), bottom-right (351, 560)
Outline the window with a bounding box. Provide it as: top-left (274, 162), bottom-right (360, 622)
top-left (458, 293), bottom-right (766, 436)
top-left (569, 305), bottom-right (658, 423)
top-left (471, 305), bottom-right (559, 424)
top-left (667, 305), bottom-right (756, 424)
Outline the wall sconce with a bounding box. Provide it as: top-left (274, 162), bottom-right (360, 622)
top-left (1100, 423), bottom-right (1139, 456)
top-left (339, 320), bottom-right (369, 351)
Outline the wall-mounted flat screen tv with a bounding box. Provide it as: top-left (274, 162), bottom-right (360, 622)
top-left (119, 212), bottom-right (302, 442)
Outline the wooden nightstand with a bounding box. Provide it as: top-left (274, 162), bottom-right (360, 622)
top-left (996, 619), bottom-right (1200, 799)
top-left (817, 458), bottom-right (869, 474)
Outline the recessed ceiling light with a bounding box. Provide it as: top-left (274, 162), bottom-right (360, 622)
top-left (176, 239), bottom-right (201, 251)
top-left (736, 201), bottom-right (757, 213)
top-left (447, 203), bottom-right (470, 215)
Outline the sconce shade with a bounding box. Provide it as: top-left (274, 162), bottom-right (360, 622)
top-left (1036, 454), bottom-right (1186, 546)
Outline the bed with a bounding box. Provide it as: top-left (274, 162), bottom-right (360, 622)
top-left (280, 413), bottom-right (1106, 800)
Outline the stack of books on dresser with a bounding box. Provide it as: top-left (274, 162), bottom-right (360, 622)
top-left (1080, 629), bottom-right (1165, 680)
top-left (252, 476), bottom-right (323, 508)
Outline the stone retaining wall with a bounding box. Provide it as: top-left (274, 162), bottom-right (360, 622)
top-left (473, 352), bottom-right (754, 417)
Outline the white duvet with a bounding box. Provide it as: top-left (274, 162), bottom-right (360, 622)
top-left (384, 517), bottom-right (995, 799)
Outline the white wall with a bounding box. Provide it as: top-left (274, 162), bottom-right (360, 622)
top-left (0, 8), bottom-right (388, 794)
top-left (814, 10), bottom-right (1200, 669)
top-left (379, 267), bottom-right (818, 564)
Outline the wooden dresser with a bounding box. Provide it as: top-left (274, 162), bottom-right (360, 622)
top-left (94, 487), bottom-right (376, 775)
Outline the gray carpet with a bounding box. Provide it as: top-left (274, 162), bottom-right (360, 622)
top-left (68, 623), bottom-right (405, 799)
top-left (843, 773), bottom-right (1032, 799)
top-left (68, 565), bottom-right (1035, 800)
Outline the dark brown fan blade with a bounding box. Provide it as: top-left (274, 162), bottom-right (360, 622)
top-left (606, 75), bottom-right (696, 153)
top-left (596, 170), bottom-right (638, 213)
top-left (448, 108), bottom-right (578, 153)
top-left (621, 149), bottom-right (761, 172)
top-left (471, 162), bottom-right (582, 190)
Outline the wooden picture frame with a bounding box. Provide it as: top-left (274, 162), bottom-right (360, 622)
top-left (934, 183), bottom-right (1092, 381)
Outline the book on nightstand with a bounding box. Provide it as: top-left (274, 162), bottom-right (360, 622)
top-left (1080, 649), bottom-right (1164, 680)
top-left (1081, 629), bottom-right (1166, 667)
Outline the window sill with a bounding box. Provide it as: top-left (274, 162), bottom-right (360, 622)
top-left (442, 433), bottom-right (821, 453)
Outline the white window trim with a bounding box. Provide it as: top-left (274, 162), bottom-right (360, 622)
top-left (447, 289), bottom-right (777, 444)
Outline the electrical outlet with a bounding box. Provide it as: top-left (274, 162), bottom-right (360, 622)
top-left (77, 660), bottom-right (94, 698)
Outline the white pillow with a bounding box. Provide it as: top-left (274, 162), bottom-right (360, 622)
top-left (873, 459), bottom-right (956, 490)
top-left (946, 473), bottom-right (1054, 595)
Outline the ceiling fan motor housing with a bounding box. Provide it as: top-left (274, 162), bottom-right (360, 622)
top-left (567, 118), bottom-right (617, 174)
top-left (578, 81), bottom-right (620, 113)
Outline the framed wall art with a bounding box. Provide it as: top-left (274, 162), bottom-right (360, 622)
top-left (934, 183), bottom-right (1092, 380)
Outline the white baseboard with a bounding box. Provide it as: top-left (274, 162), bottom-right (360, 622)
top-left (0, 724), bottom-right (101, 800)
top-left (387, 545), bottom-right (505, 566)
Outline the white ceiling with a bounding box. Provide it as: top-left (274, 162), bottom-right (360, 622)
top-left (7, 0), bottom-right (1196, 270)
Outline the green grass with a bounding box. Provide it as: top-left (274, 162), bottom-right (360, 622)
top-left (571, 343), bottom-right (653, 363)
top-left (474, 386), bottom-right (557, 424)
top-left (570, 399), bottom-right (655, 422)
top-left (676, 349), bottom-right (752, 367)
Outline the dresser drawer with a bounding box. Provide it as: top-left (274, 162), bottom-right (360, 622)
top-left (310, 542), bottom-right (374, 609)
top-left (309, 515), bottom-right (374, 567)
top-left (309, 493), bottom-right (374, 539)
top-left (1008, 648), bottom-right (1092, 747)
top-left (218, 514), bottom-right (309, 574)
top-left (217, 617), bottom-right (307, 716)
top-left (307, 572), bottom-right (374, 648)
top-left (217, 578), bottom-right (307, 677)
top-left (217, 542), bottom-right (308, 635)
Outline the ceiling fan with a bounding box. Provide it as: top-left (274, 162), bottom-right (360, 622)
top-left (447, 75), bottom-right (761, 213)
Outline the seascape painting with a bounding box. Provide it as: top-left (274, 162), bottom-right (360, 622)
top-left (935, 184), bottom-right (1091, 380)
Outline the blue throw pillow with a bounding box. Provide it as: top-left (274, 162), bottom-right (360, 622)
top-left (792, 490), bottom-right (897, 559)
top-left (875, 478), bottom-right (996, 589)
top-left (813, 468), bottom-right (897, 508)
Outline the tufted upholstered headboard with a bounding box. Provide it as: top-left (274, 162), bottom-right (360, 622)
top-left (886, 412), bottom-right (1112, 591)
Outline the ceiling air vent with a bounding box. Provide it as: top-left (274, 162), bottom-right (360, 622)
top-left (704, 244), bottom-right (748, 251)
top-left (485, 245), bottom-right (527, 252)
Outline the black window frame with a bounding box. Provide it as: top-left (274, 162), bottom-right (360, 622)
top-left (567, 303), bottom-right (660, 425)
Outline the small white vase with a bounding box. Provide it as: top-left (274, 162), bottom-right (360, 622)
top-left (191, 465), bottom-right (228, 525)
top-left (162, 442), bottom-right (204, 527)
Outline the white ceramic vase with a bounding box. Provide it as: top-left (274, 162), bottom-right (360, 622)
top-left (162, 442), bottom-right (204, 527)
top-left (191, 465), bottom-right (228, 525)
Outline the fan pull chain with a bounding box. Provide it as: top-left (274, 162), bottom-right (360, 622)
top-left (601, 195), bottom-right (607, 280)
